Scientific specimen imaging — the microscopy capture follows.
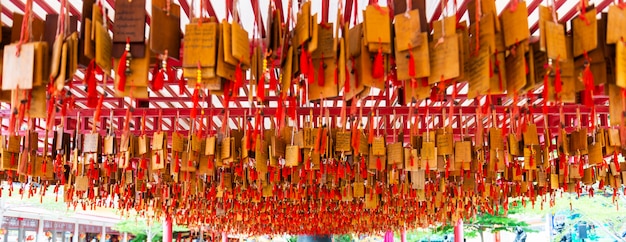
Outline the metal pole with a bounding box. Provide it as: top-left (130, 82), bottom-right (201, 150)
top-left (72, 223), bottom-right (78, 242)
top-left (100, 226), bottom-right (106, 242)
top-left (163, 219), bottom-right (173, 242)
top-left (454, 219), bottom-right (463, 242)
top-left (36, 218), bottom-right (44, 242)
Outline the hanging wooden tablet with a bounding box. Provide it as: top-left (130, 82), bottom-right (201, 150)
top-left (2, 43), bottom-right (34, 90)
top-left (113, 44), bottom-right (150, 88)
top-left (112, 0), bottom-right (146, 58)
top-left (428, 35), bottom-right (460, 84)
top-left (309, 57), bottom-right (339, 100)
top-left (404, 148), bottom-right (419, 171)
top-left (394, 10), bottom-right (422, 53)
top-left (560, 36), bottom-right (577, 102)
top-left (607, 5), bottom-right (626, 44)
top-left (372, 136), bottom-right (386, 156)
top-left (467, 48), bottom-right (490, 99)
top-left (311, 23), bottom-right (334, 59)
top-left (570, 128), bottom-right (588, 152)
top-left (10, 13), bottom-right (45, 43)
top-left (523, 124), bottom-right (539, 146)
top-left (67, 33), bottom-right (78, 79)
top-left (348, 24), bottom-right (362, 58)
top-left (335, 131), bottom-right (351, 152)
top-left (271, 136), bottom-right (286, 158)
top-left (616, 40), bottom-right (626, 88)
top-left (150, 0), bottom-right (181, 59)
top-left (95, 22), bottom-right (112, 74)
top-left (421, 141), bottom-right (436, 170)
top-left (78, 0), bottom-right (95, 65)
top-left (285, 145), bottom-right (300, 167)
top-left (588, 142), bottom-right (603, 165)
top-left (469, 13), bottom-right (496, 54)
top-left (181, 152), bottom-right (197, 172)
top-left (364, 6), bottom-right (391, 53)
top-left (537, 6), bottom-right (553, 52)
top-left (500, 1), bottom-right (529, 48)
top-left (432, 15), bottom-right (457, 41)
top-left (254, 138), bottom-right (268, 174)
top-left (295, 1), bottom-right (311, 46)
top-left (356, 41), bottom-right (385, 90)
top-left (545, 21), bottom-right (567, 60)
top-left (455, 141), bottom-right (472, 164)
top-left (183, 22), bottom-right (218, 79)
top-left (231, 21), bottom-right (250, 67)
top-left (217, 23), bottom-right (236, 81)
top-left (436, 130), bottom-right (453, 156)
top-left (31, 42), bottom-right (49, 87)
top-left (572, 8), bottom-right (597, 57)
top-left (387, 142), bottom-right (403, 165)
top-left (505, 42), bottom-right (527, 94)
top-left (396, 32), bottom-right (430, 80)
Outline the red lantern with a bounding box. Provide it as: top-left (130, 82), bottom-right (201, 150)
top-left (0, 229), bottom-right (6, 235)
top-left (45, 231), bottom-right (52, 238)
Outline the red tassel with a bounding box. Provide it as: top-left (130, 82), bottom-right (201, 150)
top-left (94, 95), bottom-right (105, 122)
top-left (345, 65), bottom-right (351, 92)
top-left (156, 152), bottom-right (161, 164)
top-left (308, 57), bottom-right (315, 84)
top-left (116, 38), bottom-right (130, 92)
top-left (318, 59), bottom-right (325, 86)
top-left (257, 75), bottom-right (266, 101)
top-left (86, 60), bottom-right (98, 108)
top-left (599, 179), bottom-right (605, 189)
top-left (543, 74), bottom-right (550, 114)
top-left (614, 151), bottom-right (621, 172)
top-left (234, 63), bottom-right (243, 93)
top-left (190, 87), bottom-right (199, 119)
top-left (352, 128), bottom-right (359, 153)
top-left (554, 63), bottom-right (562, 98)
top-left (207, 156), bottom-right (214, 170)
top-left (372, 48), bottom-right (384, 79)
top-left (408, 48), bottom-right (415, 77)
top-left (542, 73), bottom-right (549, 103)
top-left (153, 69), bottom-right (165, 91)
top-left (42, 159), bottom-right (47, 174)
top-left (376, 157), bottom-right (382, 171)
top-left (288, 96), bottom-right (297, 120)
top-left (178, 76), bottom-right (185, 95)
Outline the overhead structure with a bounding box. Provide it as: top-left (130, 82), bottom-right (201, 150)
top-left (0, 0), bottom-right (625, 236)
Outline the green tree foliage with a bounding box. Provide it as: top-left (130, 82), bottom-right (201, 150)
top-left (114, 219), bottom-right (188, 242)
top-left (333, 234), bottom-right (352, 242)
top-left (522, 192), bottom-right (626, 241)
top-left (401, 203), bottom-right (532, 242)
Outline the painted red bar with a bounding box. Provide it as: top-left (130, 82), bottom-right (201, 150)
top-left (3, 105), bottom-right (605, 119)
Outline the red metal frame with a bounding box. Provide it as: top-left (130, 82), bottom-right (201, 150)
top-left (0, 0), bottom-right (619, 143)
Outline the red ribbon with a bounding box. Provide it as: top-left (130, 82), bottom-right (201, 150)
top-left (116, 37), bottom-right (130, 92)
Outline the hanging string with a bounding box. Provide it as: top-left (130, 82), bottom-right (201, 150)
top-left (16, 0), bottom-right (34, 55)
